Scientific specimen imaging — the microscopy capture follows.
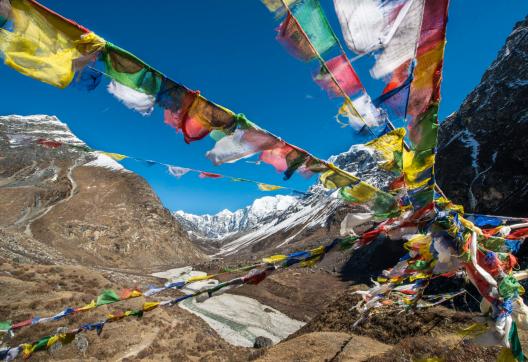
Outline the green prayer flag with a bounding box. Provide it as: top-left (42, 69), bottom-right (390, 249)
top-left (509, 322), bottom-right (524, 362)
top-left (103, 42), bottom-right (162, 95)
top-left (33, 336), bottom-right (52, 352)
top-left (0, 320), bottom-right (11, 331)
top-left (96, 290), bottom-right (121, 306)
top-left (292, 0), bottom-right (336, 56)
top-left (499, 276), bottom-right (522, 300)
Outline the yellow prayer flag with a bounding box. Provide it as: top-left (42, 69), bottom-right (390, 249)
top-left (100, 152), bottom-right (128, 161)
top-left (262, 255), bottom-right (287, 264)
top-left (309, 245), bottom-right (325, 256)
top-left (257, 183), bottom-right (284, 192)
top-left (143, 302), bottom-right (160, 312)
top-left (21, 344), bottom-right (33, 359)
top-left (340, 182), bottom-right (377, 204)
top-left (46, 335), bottom-right (60, 348)
top-left (457, 323), bottom-right (488, 338)
top-left (320, 163), bottom-right (360, 189)
top-left (128, 290), bottom-right (143, 298)
top-left (186, 274), bottom-right (214, 283)
top-left (0, 0), bottom-right (86, 88)
top-left (497, 347), bottom-right (516, 362)
top-left (76, 299), bottom-right (96, 312)
top-left (365, 128), bottom-right (405, 171)
top-left (402, 149), bottom-right (435, 189)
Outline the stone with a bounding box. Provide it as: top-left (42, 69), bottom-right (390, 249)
top-left (253, 336), bottom-right (273, 349)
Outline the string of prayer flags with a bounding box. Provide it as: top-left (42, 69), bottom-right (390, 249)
top-left (31, 139), bottom-right (302, 195)
top-left (1, 0), bottom-right (395, 212)
top-left (402, 0), bottom-right (449, 210)
top-left (1, 238), bottom-right (344, 360)
top-left (262, 0), bottom-right (386, 134)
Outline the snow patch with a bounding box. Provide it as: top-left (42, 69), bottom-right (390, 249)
top-left (179, 294), bottom-right (304, 347)
top-left (84, 153), bottom-right (127, 172)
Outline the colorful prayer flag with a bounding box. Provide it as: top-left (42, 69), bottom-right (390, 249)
top-left (257, 183), bottom-right (284, 191)
top-left (103, 42), bottom-right (162, 96)
top-left (167, 166), bottom-right (191, 178)
top-left (291, 0), bottom-right (336, 56)
top-left (107, 80), bottom-right (156, 116)
top-left (314, 55), bottom-right (362, 98)
top-left (100, 152), bottom-right (127, 161)
top-left (0, 0), bottom-right (86, 88)
top-left (95, 290), bottom-right (120, 306)
top-left (198, 171), bottom-right (223, 179)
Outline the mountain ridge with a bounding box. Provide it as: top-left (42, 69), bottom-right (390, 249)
top-left (0, 114), bottom-right (205, 268)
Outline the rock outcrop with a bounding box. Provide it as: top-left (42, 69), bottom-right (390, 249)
top-left (437, 16), bottom-right (528, 216)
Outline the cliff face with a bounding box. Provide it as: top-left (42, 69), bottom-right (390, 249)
top-left (437, 17), bottom-right (528, 216)
top-left (0, 115), bottom-right (205, 268)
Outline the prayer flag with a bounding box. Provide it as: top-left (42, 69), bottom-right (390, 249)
top-left (199, 171), bottom-right (222, 179)
top-left (257, 183), bottom-right (284, 191)
top-left (167, 166), bottom-right (191, 178)
top-left (314, 55), bottom-right (362, 98)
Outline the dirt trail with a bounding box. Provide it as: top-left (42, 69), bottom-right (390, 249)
top-left (10, 160), bottom-right (79, 237)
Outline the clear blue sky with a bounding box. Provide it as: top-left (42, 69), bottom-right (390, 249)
top-left (1, 1), bottom-right (526, 214)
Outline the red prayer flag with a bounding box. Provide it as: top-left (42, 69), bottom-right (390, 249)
top-left (198, 172), bottom-right (223, 179)
top-left (276, 13), bottom-right (317, 61)
top-left (314, 55), bottom-right (362, 97)
top-left (36, 138), bottom-right (63, 148)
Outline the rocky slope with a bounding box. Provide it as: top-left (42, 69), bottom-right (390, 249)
top-left (0, 115), bottom-right (205, 269)
top-left (174, 143), bottom-right (393, 258)
top-left (437, 16), bottom-right (528, 216)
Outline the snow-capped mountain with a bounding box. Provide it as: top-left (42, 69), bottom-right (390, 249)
top-left (174, 142), bottom-right (392, 257)
top-left (0, 114), bottom-right (205, 267)
top-left (174, 195), bottom-right (300, 241)
top-left (4, 114), bottom-right (126, 172)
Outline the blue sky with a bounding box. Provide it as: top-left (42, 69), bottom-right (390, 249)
top-left (1, 1), bottom-right (526, 214)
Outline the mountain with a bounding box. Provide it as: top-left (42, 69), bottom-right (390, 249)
top-left (174, 144), bottom-right (394, 257)
top-left (0, 115), bottom-right (205, 268)
top-left (437, 16), bottom-right (528, 216)
top-left (177, 17), bottom-right (528, 257)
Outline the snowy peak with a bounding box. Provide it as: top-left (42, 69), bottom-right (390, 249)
top-left (0, 114), bottom-right (125, 172)
top-left (174, 139), bottom-right (389, 256)
top-left (174, 194), bottom-right (300, 241)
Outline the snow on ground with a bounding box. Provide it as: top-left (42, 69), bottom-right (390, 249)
top-left (179, 294), bottom-right (304, 347)
top-left (216, 196), bottom-right (340, 256)
top-left (153, 267), bottom-right (305, 347)
top-left (84, 153), bottom-right (127, 172)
